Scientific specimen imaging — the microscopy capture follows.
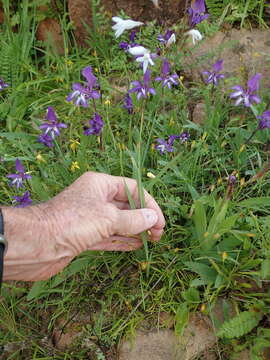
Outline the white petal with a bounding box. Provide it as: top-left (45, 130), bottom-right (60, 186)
top-left (166, 34), bottom-right (176, 47)
top-left (143, 60), bottom-right (148, 73)
top-left (148, 57), bottom-right (154, 66)
top-left (112, 16), bottom-right (123, 23)
top-left (114, 26), bottom-right (125, 38)
top-left (136, 56), bottom-right (144, 63)
top-left (186, 29), bottom-right (203, 44)
top-left (112, 17), bottom-right (143, 37)
top-left (128, 46), bottom-right (148, 56)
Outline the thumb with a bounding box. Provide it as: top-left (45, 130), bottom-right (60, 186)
top-left (116, 208), bottom-right (158, 235)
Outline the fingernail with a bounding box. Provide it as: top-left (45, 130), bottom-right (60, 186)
top-left (142, 209), bottom-right (158, 227)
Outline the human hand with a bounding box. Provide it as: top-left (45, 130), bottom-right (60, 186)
top-left (3, 172), bottom-right (165, 281)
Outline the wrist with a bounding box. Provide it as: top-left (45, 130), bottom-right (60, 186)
top-left (1, 205), bottom-right (52, 279)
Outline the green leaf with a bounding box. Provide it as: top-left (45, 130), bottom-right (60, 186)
top-left (237, 197), bottom-right (270, 208)
top-left (181, 288), bottom-right (200, 303)
top-left (261, 259), bottom-right (270, 280)
top-left (50, 257), bottom-right (92, 288)
top-left (218, 214), bottom-right (238, 235)
top-left (27, 280), bottom-right (48, 301)
top-left (217, 310), bottom-right (263, 339)
top-left (175, 302), bottom-right (189, 336)
top-left (194, 200), bottom-right (207, 239)
top-left (184, 261), bottom-right (217, 284)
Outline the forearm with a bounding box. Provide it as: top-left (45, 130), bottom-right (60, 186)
top-left (1, 205), bottom-right (50, 280)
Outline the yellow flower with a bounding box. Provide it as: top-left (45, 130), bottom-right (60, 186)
top-left (222, 252), bottom-right (228, 262)
top-left (70, 139), bottom-right (80, 152)
top-left (65, 59), bottom-right (73, 66)
top-left (200, 304), bottom-right (206, 312)
top-left (201, 132), bottom-right (208, 141)
top-left (36, 153), bottom-right (46, 163)
top-left (240, 177), bottom-right (245, 187)
top-left (209, 184), bottom-right (215, 192)
top-left (169, 118), bottom-right (175, 126)
top-left (239, 144), bottom-right (246, 153)
top-left (104, 99), bottom-right (111, 106)
top-left (70, 161), bottom-right (80, 172)
top-left (55, 76), bottom-right (64, 83)
top-left (147, 172), bottom-right (156, 179)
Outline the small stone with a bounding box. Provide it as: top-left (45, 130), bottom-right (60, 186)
top-left (36, 18), bottom-right (64, 55)
top-left (118, 314), bottom-right (216, 360)
top-left (192, 103), bottom-right (206, 125)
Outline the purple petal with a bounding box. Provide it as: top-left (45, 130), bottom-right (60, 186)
top-left (47, 107), bottom-right (57, 122)
top-left (213, 59), bottom-right (223, 72)
top-left (15, 158), bottom-right (25, 173)
top-left (162, 59), bottom-right (170, 76)
top-left (90, 90), bottom-right (101, 99)
top-left (249, 94), bottom-right (261, 104)
top-left (193, 0), bottom-right (206, 13)
top-left (143, 69), bottom-right (151, 85)
top-left (247, 73), bottom-right (261, 93)
top-left (82, 66), bottom-right (96, 86)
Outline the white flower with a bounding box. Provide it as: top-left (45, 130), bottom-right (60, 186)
top-left (166, 33), bottom-right (176, 47)
top-left (128, 46), bottom-right (148, 56)
top-left (112, 17), bottom-right (143, 38)
top-left (136, 51), bottom-right (155, 73)
top-left (185, 29), bottom-right (203, 45)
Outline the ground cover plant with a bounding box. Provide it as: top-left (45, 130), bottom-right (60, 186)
top-left (0, 0), bottom-right (270, 359)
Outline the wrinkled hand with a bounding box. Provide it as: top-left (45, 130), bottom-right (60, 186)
top-left (4, 172), bottom-right (165, 281)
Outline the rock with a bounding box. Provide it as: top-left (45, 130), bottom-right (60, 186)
top-left (231, 349), bottom-right (251, 360)
top-left (68, 0), bottom-right (186, 47)
top-left (118, 329), bottom-right (180, 360)
top-left (36, 18), bottom-right (64, 55)
top-left (192, 103), bottom-right (206, 124)
top-left (68, 0), bottom-right (92, 47)
top-left (118, 314), bottom-right (216, 360)
top-left (184, 29), bottom-right (270, 88)
top-left (158, 311), bottom-right (174, 329)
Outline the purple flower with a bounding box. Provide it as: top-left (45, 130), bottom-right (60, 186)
top-left (13, 191), bottom-right (32, 208)
top-left (39, 107), bottom-right (67, 139)
top-left (258, 110), bottom-right (270, 129)
top-left (0, 78), bottom-right (9, 91)
top-left (119, 41), bottom-right (140, 52)
top-left (84, 113), bottom-right (104, 136)
top-left (155, 59), bottom-right (179, 89)
top-left (67, 66), bottom-right (100, 107)
top-left (202, 59), bottom-right (225, 86)
top-left (7, 159), bottom-right (32, 189)
top-left (157, 30), bottom-right (176, 47)
top-left (123, 93), bottom-right (133, 114)
top-left (129, 30), bottom-right (137, 42)
top-left (155, 133), bottom-right (190, 154)
top-left (129, 70), bottom-right (156, 100)
top-left (179, 132), bottom-right (190, 143)
top-left (119, 41), bottom-right (130, 51)
top-left (228, 175), bottom-right (237, 185)
top-left (188, 0), bottom-right (209, 28)
top-left (155, 138), bottom-right (174, 154)
top-left (38, 133), bottom-right (54, 147)
top-left (230, 73), bottom-right (261, 107)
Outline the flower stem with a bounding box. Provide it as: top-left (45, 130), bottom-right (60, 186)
top-left (244, 127), bottom-right (259, 145)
